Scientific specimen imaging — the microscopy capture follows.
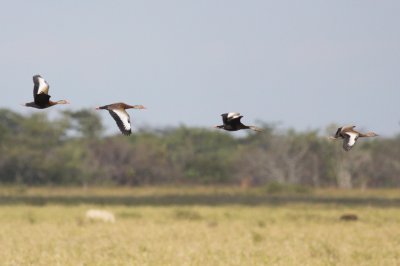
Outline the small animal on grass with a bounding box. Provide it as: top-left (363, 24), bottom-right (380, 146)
top-left (95, 102), bottom-right (146, 135)
top-left (214, 112), bottom-right (262, 132)
top-left (340, 214), bottom-right (358, 221)
top-left (85, 209), bottom-right (116, 223)
top-left (23, 75), bottom-right (70, 109)
top-left (329, 125), bottom-right (378, 151)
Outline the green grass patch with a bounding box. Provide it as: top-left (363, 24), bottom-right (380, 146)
top-left (263, 182), bottom-right (313, 194)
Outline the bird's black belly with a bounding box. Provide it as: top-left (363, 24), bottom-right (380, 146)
top-left (34, 93), bottom-right (51, 108)
top-left (224, 126), bottom-right (239, 131)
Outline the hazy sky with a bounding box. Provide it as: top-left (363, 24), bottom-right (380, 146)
top-left (1, 1), bottom-right (399, 136)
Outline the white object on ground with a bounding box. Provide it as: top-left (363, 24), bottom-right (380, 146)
top-left (85, 209), bottom-right (116, 223)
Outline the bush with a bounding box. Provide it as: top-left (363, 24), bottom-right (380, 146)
top-left (263, 182), bottom-right (312, 194)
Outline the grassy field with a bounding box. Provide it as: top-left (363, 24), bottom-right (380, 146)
top-left (0, 186), bottom-right (400, 265)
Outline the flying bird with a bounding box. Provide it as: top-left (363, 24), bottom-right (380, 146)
top-left (95, 102), bottom-right (146, 135)
top-left (214, 112), bottom-right (262, 132)
top-left (329, 125), bottom-right (378, 151)
top-left (23, 75), bottom-right (69, 109)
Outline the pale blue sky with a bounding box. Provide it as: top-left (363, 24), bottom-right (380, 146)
top-left (1, 1), bottom-right (399, 136)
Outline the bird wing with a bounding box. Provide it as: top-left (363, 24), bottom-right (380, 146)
top-left (221, 112), bottom-right (243, 126)
top-left (33, 75), bottom-right (50, 96)
top-left (341, 125), bottom-right (356, 131)
top-left (230, 116), bottom-right (244, 126)
top-left (108, 109), bottom-right (132, 135)
top-left (32, 75), bottom-right (51, 106)
top-left (342, 131), bottom-right (358, 151)
top-left (334, 127), bottom-right (342, 138)
top-left (221, 113), bottom-right (229, 124)
top-left (227, 112), bottom-right (241, 121)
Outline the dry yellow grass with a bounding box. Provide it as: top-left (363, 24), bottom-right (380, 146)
top-left (0, 187), bottom-right (399, 265)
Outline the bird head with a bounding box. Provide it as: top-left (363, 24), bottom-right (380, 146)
top-left (132, 105), bottom-right (146, 110)
top-left (366, 132), bottom-right (379, 137)
top-left (57, 100), bottom-right (70, 105)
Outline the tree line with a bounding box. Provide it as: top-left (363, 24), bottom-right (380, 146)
top-left (0, 108), bottom-right (399, 188)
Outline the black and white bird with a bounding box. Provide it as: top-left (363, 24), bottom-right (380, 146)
top-left (214, 112), bottom-right (262, 132)
top-left (95, 102), bottom-right (146, 135)
top-left (329, 125), bottom-right (378, 151)
top-left (23, 75), bottom-right (69, 109)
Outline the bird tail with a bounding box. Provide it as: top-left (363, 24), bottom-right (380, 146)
top-left (249, 126), bottom-right (263, 132)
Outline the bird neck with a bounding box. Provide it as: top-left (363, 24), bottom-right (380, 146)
top-left (126, 104), bottom-right (144, 110)
top-left (125, 104), bottom-right (136, 109)
top-left (359, 132), bottom-right (377, 138)
top-left (50, 100), bottom-right (68, 106)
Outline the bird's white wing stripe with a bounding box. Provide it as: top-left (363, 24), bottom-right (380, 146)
top-left (227, 112), bottom-right (241, 119)
top-left (345, 132), bottom-right (358, 147)
top-left (37, 77), bottom-right (49, 95)
top-left (113, 109), bottom-right (131, 130)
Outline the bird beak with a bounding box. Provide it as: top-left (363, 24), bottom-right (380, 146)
top-left (328, 136), bottom-right (337, 141)
top-left (95, 107), bottom-right (100, 110)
